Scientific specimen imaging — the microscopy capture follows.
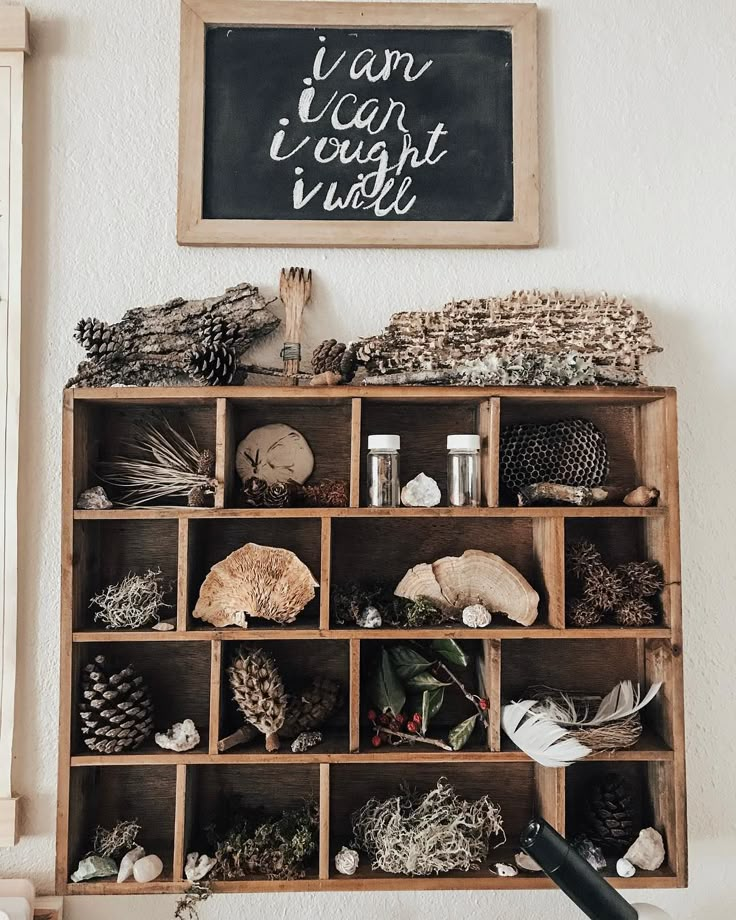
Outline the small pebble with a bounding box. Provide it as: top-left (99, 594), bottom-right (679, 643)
top-left (617, 857), bottom-right (636, 878)
top-left (152, 620), bottom-right (176, 631)
top-left (133, 854), bottom-right (163, 883)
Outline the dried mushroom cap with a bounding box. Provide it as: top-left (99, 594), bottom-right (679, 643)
top-left (394, 549), bottom-right (539, 626)
top-left (193, 542), bottom-right (318, 627)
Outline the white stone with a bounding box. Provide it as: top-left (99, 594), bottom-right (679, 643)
top-left (334, 846), bottom-right (360, 876)
top-left (462, 604), bottom-right (492, 628)
top-left (185, 852), bottom-right (216, 882)
top-left (401, 473), bottom-right (441, 508)
top-left (357, 606), bottom-right (382, 629)
top-left (624, 827), bottom-right (666, 871)
top-left (514, 851), bottom-right (542, 872)
top-left (117, 846), bottom-right (145, 883)
top-left (155, 719), bottom-right (200, 752)
top-left (133, 854), bottom-right (164, 883)
top-left (494, 862), bottom-right (518, 877)
top-left (616, 857), bottom-right (636, 878)
top-left (152, 620), bottom-right (176, 631)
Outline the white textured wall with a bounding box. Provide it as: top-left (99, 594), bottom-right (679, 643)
top-left (4, 0), bottom-right (735, 917)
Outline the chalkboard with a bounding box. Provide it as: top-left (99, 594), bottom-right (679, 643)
top-left (179, 2), bottom-right (538, 248)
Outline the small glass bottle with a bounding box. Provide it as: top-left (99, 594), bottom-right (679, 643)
top-left (447, 434), bottom-right (482, 507)
top-left (367, 435), bottom-right (401, 507)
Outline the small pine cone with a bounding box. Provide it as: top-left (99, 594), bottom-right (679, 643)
top-left (616, 561), bottom-right (664, 598)
top-left (263, 481), bottom-right (296, 508)
top-left (281, 678), bottom-right (341, 737)
top-left (74, 318), bottom-right (118, 360)
top-left (300, 479), bottom-right (349, 508)
top-left (614, 597), bottom-right (656, 627)
top-left (228, 647), bottom-right (287, 752)
top-left (188, 343), bottom-right (236, 386)
top-left (566, 598), bottom-right (604, 628)
top-left (188, 484), bottom-right (212, 507)
top-left (583, 564), bottom-right (626, 611)
top-left (79, 656), bottom-right (154, 754)
top-left (242, 476), bottom-right (267, 507)
top-left (567, 541), bottom-right (605, 579)
top-left (586, 773), bottom-right (637, 856)
top-left (199, 314), bottom-right (241, 349)
top-left (311, 339), bottom-right (358, 382)
top-left (197, 448), bottom-right (215, 478)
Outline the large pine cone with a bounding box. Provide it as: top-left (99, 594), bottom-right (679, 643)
top-left (188, 343), bottom-right (236, 386)
top-left (228, 648), bottom-right (287, 752)
top-left (74, 318), bottom-right (118, 360)
top-left (585, 773), bottom-right (637, 855)
top-left (79, 656), bottom-right (154, 754)
top-left (311, 339), bottom-right (358, 382)
top-left (282, 677), bottom-right (341, 737)
top-left (199, 315), bottom-right (242, 350)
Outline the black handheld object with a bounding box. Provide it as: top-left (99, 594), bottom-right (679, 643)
top-left (521, 818), bottom-right (638, 920)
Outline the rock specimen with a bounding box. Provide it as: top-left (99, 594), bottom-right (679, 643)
top-left (235, 424), bottom-right (314, 485)
top-left (193, 543), bottom-right (318, 628)
top-left (400, 473), bottom-right (441, 507)
top-left (334, 846), bottom-right (360, 876)
top-left (624, 827), bottom-right (666, 871)
top-left (357, 606), bottom-right (382, 628)
top-left (616, 857), bottom-right (636, 878)
top-left (185, 852), bottom-right (216, 882)
top-left (76, 486), bottom-right (113, 510)
top-left (155, 719), bottom-right (200, 752)
top-left (68, 282), bottom-right (279, 388)
top-left (514, 852), bottom-right (542, 872)
top-left (291, 731), bottom-right (323, 753)
top-left (462, 604), bottom-right (492, 628)
top-left (573, 835), bottom-right (607, 871)
top-left (133, 854), bottom-right (164, 883)
top-left (395, 549), bottom-right (539, 626)
top-left (117, 847), bottom-right (145, 883)
top-left (71, 855), bottom-right (118, 883)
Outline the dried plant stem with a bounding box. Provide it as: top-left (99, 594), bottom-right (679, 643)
top-left (434, 662), bottom-right (489, 728)
top-left (380, 727), bottom-right (453, 751)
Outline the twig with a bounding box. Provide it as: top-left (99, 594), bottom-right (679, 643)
top-left (434, 662), bottom-right (489, 728)
top-left (244, 364), bottom-right (312, 380)
top-left (379, 727), bottom-right (453, 751)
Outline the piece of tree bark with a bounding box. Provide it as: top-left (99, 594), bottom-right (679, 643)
top-left (517, 483), bottom-right (609, 506)
top-left (67, 282), bottom-right (279, 387)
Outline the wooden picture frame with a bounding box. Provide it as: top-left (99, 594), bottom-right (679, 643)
top-left (178, 1), bottom-right (539, 248)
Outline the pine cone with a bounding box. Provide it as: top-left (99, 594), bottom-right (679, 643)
top-left (228, 648), bottom-right (287, 752)
top-left (583, 564), bottom-right (626, 611)
top-left (79, 656), bottom-right (154, 754)
top-left (567, 541), bottom-right (605, 580)
top-left (242, 476), bottom-right (267, 507)
top-left (566, 598), bottom-right (604, 628)
top-left (586, 773), bottom-right (637, 856)
top-left (311, 339), bottom-right (358, 382)
top-left (199, 314), bottom-right (242, 349)
top-left (74, 318), bottom-right (118, 360)
top-left (281, 677), bottom-right (341, 737)
top-left (616, 561), bottom-right (664, 598)
top-left (614, 597), bottom-right (656, 627)
top-left (188, 484), bottom-right (213, 507)
top-left (299, 479), bottom-right (349, 508)
top-left (188, 344), bottom-right (236, 386)
top-left (263, 481), bottom-right (296, 508)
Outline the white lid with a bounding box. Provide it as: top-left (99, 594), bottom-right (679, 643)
top-left (368, 434), bottom-right (400, 451)
top-left (447, 434), bottom-right (481, 450)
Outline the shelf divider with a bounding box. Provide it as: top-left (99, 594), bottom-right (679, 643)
top-left (533, 517), bottom-right (565, 629)
top-left (173, 764), bottom-right (188, 881)
top-left (320, 516), bottom-right (331, 630)
top-left (349, 640), bottom-right (361, 753)
top-left (177, 517), bottom-right (190, 632)
top-left (479, 397), bottom-right (500, 507)
top-left (215, 397), bottom-right (234, 509)
top-left (483, 638), bottom-right (502, 751)
top-left (209, 641), bottom-right (222, 755)
top-left (349, 398), bottom-right (362, 507)
top-left (319, 763), bottom-right (330, 879)
top-left (534, 764), bottom-right (565, 835)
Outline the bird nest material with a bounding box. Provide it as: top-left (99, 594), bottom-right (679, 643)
top-left (92, 819), bottom-right (141, 859)
top-left (351, 778), bottom-right (504, 876)
top-left (90, 568), bottom-right (169, 629)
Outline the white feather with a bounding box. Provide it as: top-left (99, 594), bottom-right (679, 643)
top-left (501, 701), bottom-right (592, 767)
top-left (588, 681), bottom-right (662, 725)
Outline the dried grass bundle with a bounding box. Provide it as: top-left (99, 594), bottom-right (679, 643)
top-left (352, 778), bottom-right (504, 876)
top-left (100, 418), bottom-right (216, 506)
top-left (90, 568), bottom-right (170, 629)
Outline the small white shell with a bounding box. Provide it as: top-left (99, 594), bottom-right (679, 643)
top-left (493, 862), bottom-right (518, 877)
top-left (133, 854), bottom-right (164, 883)
top-left (334, 846), bottom-right (360, 876)
top-left (515, 851), bottom-right (542, 872)
top-left (462, 604), bottom-right (492, 628)
top-left (117, 846), bottom-right (145, 883)
top-left (616, 857), bottom-right (636, 878)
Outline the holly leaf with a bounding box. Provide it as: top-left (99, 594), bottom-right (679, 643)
top-left (421, 687), bottom-right (445, 735)
top-left (405, 672), bottom-right (451, 692)
top-left (387, 646), bottom-right (433, 681)
top-left (448, 714), bottom-right (478, 751)
top-left (371, 649), bottom-right (406, 716)
top-left (430, 639), bottom-right (469, 668)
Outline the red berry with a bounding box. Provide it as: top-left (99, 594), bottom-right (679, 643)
top-left (389, 719), bottom-right (400, 731)
top-left (395, 713), bottom-right (406, 726)
top-left (371, 734), bottom-right (382, 747)
top-left (412, 713), bottom-right (422, 724)
top-left (479, 698), bottom-right (489, 711)
top-left (379, 713), bottom-right (390, 727)
top-left (367, 709), bottom-right (377, 722)
top-left (407, 720), bottom-right (418, 733)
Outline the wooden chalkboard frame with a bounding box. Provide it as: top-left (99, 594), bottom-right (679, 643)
top-left (178, 1), bottom-right (539, 248)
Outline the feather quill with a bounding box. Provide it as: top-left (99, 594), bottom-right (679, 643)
top-left (501, 701), bottom-right (591, 767)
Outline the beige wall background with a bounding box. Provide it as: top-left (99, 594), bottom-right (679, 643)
top-left (2, 0), bottom-right (735, 917)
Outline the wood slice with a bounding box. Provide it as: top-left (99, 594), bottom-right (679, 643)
top-left (235, 423), bottom-right (314, 485)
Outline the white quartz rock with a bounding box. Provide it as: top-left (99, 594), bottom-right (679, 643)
top-left (117, 846), bottom-right (145, 883)
top-left (462, 604), bottom-right (492, 628)
top-left (493, 862), bottom-right (518, 877)
top-left (133, 854), bottom-right (164, 883)
top-left (515, 851), bottom-right (542, 872)
top-left (616, 857), bottom-right (636, 878)
top-left (624, 827), bottom-right (665, 871)
top-left (401, 473), bottom-right (441, 507)
top-left (357, 606), bottom-right (382, 628)
top-left (185, 852), bottom-right (216, 882)
top-left (155, 719), bottom-right (200, 752)
top-left (334, 846), bottom-right (360, 876)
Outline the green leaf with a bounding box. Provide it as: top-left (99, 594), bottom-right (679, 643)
top-left (430, 639), bottom-right (469, 668)
top-left (387, 646), bottom-right (433, 681)
top-left (448, 714), bottom-right (478, 751)
top-left (405, 672), bottom-right (451, 692)
top-left (371, 649), bottom-right (406, 716)
top-left (421, 687), bottom-right (445, 735)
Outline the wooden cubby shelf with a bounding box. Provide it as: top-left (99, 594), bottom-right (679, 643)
top-left (58, 385), bottom-right (686, 895)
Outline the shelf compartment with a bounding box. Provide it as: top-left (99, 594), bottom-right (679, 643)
top-left (186, 518), bottom-right (322, 631)
top-left (70, 400), bottom-right (217, 508)
top-left (328, 762), bottom-right (535, 880)
top-left (330, 517), bottom-right (555, 629)
top-left (183, 764), bottom-right (322, 881)
top-left (70, 641), bottom-right (211, 758)
top-left (359, 398), bottom-right (497, 506)
top-left (71, 519), bottom-right (179, 632)
top-left (216, 640), bottom-right (350, 755)
top-left (222, 397), bottom-right (353, 508)
top-left (66, 765), bottom-right (177, 886)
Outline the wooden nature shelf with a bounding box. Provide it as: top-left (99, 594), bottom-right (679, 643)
top-left (57, 385), bottom-right (686, 895)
